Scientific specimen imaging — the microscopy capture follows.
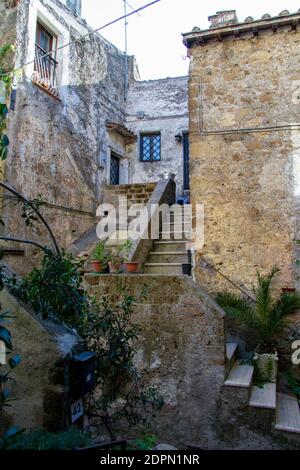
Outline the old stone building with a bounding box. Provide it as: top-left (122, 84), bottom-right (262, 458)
top-left (1, 0), bottom-right (188, 272)
top-left (183, 9), bottom-right (300, 293)
top-left (2, 1), bottom-right (300, 450)
top-left (126, 75), bottom-right (189, 195)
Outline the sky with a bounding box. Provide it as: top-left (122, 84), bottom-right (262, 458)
top-left (82, 0), bottom-right (300, 80)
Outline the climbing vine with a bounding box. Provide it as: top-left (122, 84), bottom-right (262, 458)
top-left (0, 44), bottom-right (14, 162)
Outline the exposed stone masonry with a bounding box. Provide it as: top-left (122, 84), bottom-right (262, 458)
top-left (183, 10), bottom-right (300, 293)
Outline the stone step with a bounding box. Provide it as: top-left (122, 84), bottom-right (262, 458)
top-left (249, 383), bottom-right (277, 410)
top-left (153, 240), bottom-right (187, 252)
top-left (226, 342), bottom-right (238, 362)
top-left (164, 211), bottom-right (190, 219)
top-left (148, 252), bottom-right (188, 264)
top-left (225, 342), bottom-right (238, 377)
top-left (275, 393), bottom-right (300, 434)
top-left (224, 361), bottom-right (254, 388)
top-left (143, 263), bottom-right (184, 275)
top-left (162, 222), bottom-right (192, 230)
top-left (160, 231), bottom-right (192, 240)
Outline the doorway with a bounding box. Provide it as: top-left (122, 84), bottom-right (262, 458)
top-left (110, 152), bottom-right (120, 185)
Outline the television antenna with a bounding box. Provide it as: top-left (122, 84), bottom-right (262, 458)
top-left (123, 1), bottom-right (141, 100)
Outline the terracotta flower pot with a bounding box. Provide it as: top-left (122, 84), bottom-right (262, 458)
top-left (282, 287), bottom-right (296, 294)
top-left (108, 262), bottom-right (120, 273)
top-left (91, 260), bottom-right (104, 273)
top-left (124, 262), bottom-right (140, 274)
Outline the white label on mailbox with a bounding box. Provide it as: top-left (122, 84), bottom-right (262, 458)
top-left (71, 398), bottom-right (84, 423)
top-left (86, 373), bottom-right (92, 383)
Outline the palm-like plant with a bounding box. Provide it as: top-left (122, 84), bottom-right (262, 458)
top-left (216, 266), bottom-right (300, 353)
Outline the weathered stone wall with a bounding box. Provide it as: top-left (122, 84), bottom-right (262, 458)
top-left (103, 182), bottom-right (156, 207)
top-left (0, 1), bottom-right (19, 47)
top-left (187, 26), bottom-right (300, 292)
top-left (85, 274), bottom-right (225, 448)
top-left (3, 0), bottom-right (130, 273)
top-left (126, 76), bottom-right (189, 197)
top-left (0, 288), bottom-right (80, 433)
top-left (2, 0), bottom-right (189, 274)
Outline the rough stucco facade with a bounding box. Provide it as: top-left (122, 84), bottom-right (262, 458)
top-left (0, 0), bottom-right (188, 274)
top-left (183, 10), bottom-right (300, 293)
top-left (126, 76), bottom-right (189, 196)
top-left (1, 0), bottom-right (129, 272)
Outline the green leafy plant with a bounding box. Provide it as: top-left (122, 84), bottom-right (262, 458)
top-left (0, 428), bottom-right (91, 450)
top-left (7, 251), bottom-right (163, 435)
top-left (83, 280), bottom-right (163, 439)
top-left (21, 195), bottom-right (45, 228)
top-left (286, 371), bottom-right (300, 399)
top-left (119, 240), bottom-right (133, 263)
top-left (131, 432), bottom-right (157, 450)
top-left (92, 241), bottom-right (109, 263)
top-left (10, 250), bottom-right (90, 329)
top-left (107, 246), bottom-right (123, 271)
top-left (216, 266), bottom-right (300, 353)
top-left (0, 44), bottom-right (14, 161)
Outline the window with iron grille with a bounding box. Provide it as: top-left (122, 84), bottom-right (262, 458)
top-left (140, 133), bottom-right (161, 162)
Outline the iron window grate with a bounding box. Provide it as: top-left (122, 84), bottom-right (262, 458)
top-left (140, 133), bottom-right (161, 162)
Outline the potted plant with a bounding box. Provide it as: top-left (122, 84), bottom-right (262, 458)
top-left (282, 287), bottom-right (296, 294)
top-left (216, 266), bottom-right (300, 383)
top-left (91, 241), bottom-right (108, 273)
top-left (120, 240), bottom-right (139, 274)
top-left (108, 247), bottom-right (122, 273)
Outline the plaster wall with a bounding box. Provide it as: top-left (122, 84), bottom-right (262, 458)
top-left (126, 76), bottom-right (189, 197)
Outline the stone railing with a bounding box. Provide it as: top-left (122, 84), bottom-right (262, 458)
top-left (129, 176), bottom-right (176, 263)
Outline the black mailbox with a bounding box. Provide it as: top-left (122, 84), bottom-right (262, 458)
top-left (70, 351), bottom-right (96, 399)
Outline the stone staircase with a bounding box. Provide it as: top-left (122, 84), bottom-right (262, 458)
top-left (143, 212), bottom-right (192, 275)
top-left (102, 182), bottom-right (156, 209)
top-left (223, 342), bottom-right (300, 440)
top-left (69, 182), bottom-right (156, 258)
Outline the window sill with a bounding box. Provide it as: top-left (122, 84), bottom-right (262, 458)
top-left (32, 78), bottom-right (60, 101)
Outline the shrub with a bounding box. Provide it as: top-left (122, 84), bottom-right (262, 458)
top-left (0, 428), bottom-right (91, 450)
top-left (216, 266), bottom-right (300, 352)
top-left (10, 250), bottom-right (90, 329)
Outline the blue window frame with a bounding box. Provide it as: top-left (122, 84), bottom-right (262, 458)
top-left (140, 133), bottom-right (161, 162)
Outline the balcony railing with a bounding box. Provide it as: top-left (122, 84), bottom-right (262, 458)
top-left (32, 43), bottom-right (59, 97)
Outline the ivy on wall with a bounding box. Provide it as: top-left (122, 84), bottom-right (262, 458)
top-left (0, 44), bottom-right (14, 161)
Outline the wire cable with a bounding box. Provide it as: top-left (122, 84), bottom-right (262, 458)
top-left (0, 0), bottom-right (162, 79)
top-left (124, 0), bottom-right (142, 16)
